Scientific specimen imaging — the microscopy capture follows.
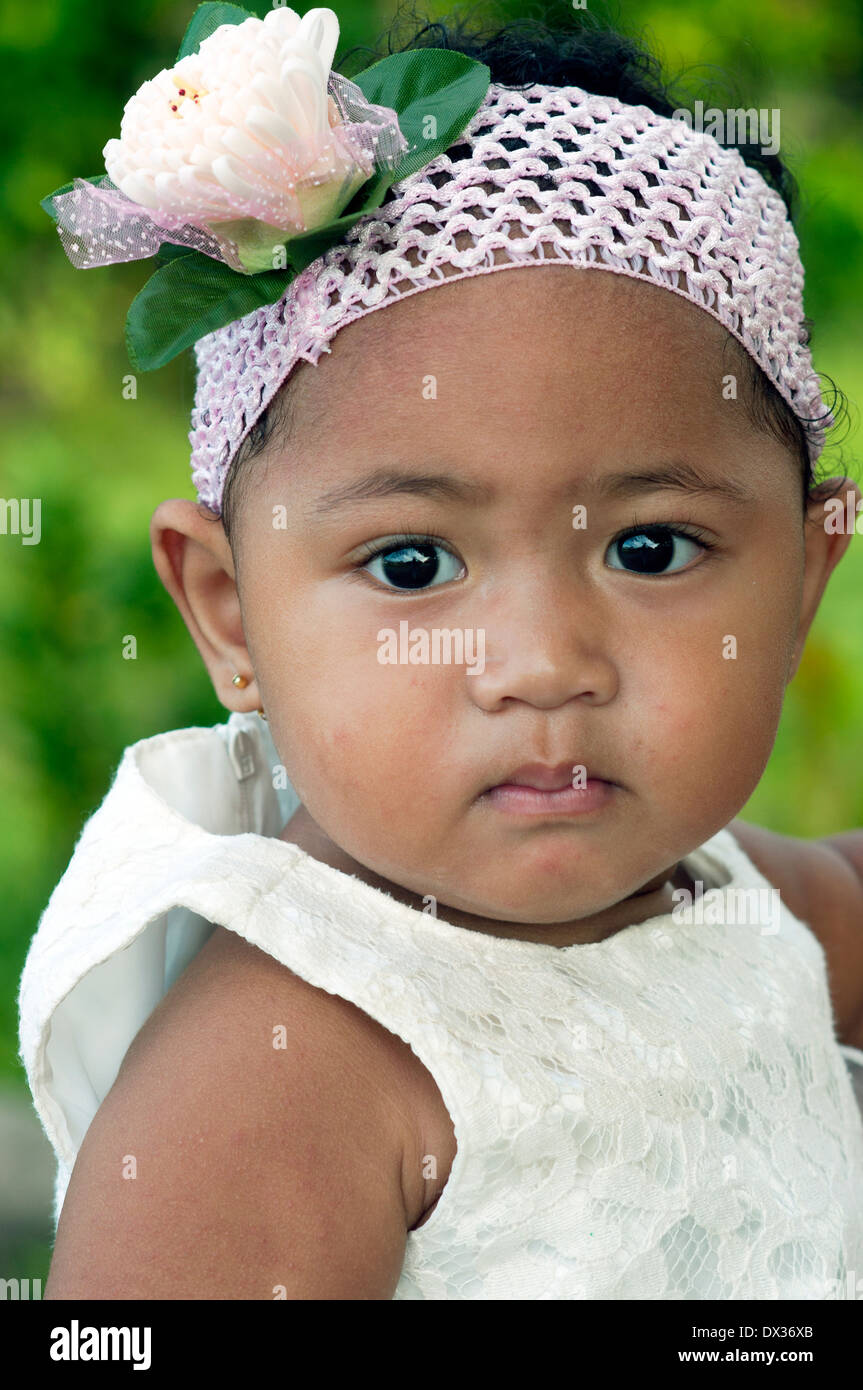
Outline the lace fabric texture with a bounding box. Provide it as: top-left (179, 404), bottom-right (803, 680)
top-left (18, 713), bottom-right (863, 1300)
top-left (188, 81), bottom-right (833, 514)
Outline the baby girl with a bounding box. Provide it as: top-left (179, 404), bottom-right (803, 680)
top-left (21, 3), bottom-right (863, 1300)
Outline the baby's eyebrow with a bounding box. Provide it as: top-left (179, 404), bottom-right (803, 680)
top-left (311, 469), bottom-right (495, 515)
top-left (594, 461), bottom-right (755, 505)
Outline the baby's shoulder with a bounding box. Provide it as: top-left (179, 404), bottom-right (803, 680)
top-left (46, 923), bottom-right (445, 1297)
top-left (134, 928), bottom-right (453, 1234)
top-left (132, 921), bottom-right (422, 1176)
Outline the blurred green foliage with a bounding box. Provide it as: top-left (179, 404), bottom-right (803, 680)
top-left (1, 0), bottom-right (862, 1105)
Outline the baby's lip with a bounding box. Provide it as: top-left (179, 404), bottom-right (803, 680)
top-left (487, 761), bottom-right (610, 792)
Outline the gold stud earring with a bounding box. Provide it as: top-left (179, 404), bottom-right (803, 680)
top-left (231, 673), bottom-right (248, 689)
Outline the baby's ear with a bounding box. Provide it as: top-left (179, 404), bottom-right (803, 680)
top-left (149, 498), bottom-right (260, 712)
top-left (803, 477), bottom-right (862, 550)
top-left (786, 477), bottom-right (861, 682)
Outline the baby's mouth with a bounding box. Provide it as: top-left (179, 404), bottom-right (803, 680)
top-left (495, 762), bottom-right (591, 791)
top-left (480, 761), bottom-right (618, 817)
top-left (485, 760), bottom-right (616, 792)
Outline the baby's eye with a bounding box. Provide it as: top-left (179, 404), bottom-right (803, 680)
top-left (605, 525), bottom-right (709, 575)
top-left (360, 537), bottom-right (465, 591)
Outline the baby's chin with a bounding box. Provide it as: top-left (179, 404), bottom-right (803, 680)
top-left (288, 794), bottom-right (701, 926)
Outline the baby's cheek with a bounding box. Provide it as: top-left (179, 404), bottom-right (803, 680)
top-left (668, 647), bottom-right (782, 804)
top-left (309, 720), bottom-right (368, 797)
top-left (335, 675), bottom-right (460, 811)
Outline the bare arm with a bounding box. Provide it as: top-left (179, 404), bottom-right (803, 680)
top-left (45, 927), bottom-right (413, 1299)
top-left (729, 819), bottom-right (863, 1050)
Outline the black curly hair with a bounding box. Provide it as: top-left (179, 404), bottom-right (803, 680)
top-left (218, 0), bottom-right (848, 552)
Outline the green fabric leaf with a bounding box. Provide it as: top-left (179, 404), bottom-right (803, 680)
top-left (125, 252), bottom-right (287, 370)
top-left (175, 2), bottom-right (255, 62)
top-left (153, 241), bottom-right (202, 267)
top-left (352, 49), bottom-right (491, 184)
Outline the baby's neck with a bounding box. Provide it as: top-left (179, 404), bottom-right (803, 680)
top-left (278, 807), bottom-right (715, 949)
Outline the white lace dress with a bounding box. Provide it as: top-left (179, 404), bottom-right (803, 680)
top-left (18, 712), bottom-right (863, 1300)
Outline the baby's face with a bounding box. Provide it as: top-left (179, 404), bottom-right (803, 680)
top-left (234, 266), bottom-right (829, 924)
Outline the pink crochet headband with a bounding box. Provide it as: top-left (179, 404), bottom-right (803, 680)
top-left (189, 78), bottom-right (832, 516)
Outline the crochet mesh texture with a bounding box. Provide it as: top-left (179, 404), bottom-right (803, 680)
top-left (189, 81), bottom-right (832, 515)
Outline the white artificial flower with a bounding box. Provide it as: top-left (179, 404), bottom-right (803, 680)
top-left (102, 7), bottom-right (376, 267)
